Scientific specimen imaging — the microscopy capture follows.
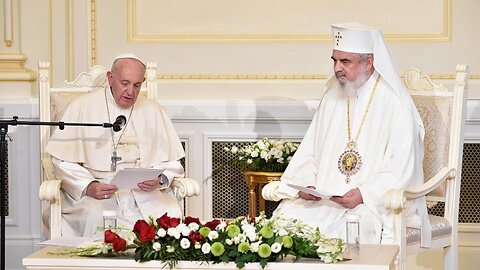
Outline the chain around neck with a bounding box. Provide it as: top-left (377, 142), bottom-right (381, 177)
top-left (346, 74), bottom-right (381, 144)
top-left (104, 88), bottom-right (134, 150)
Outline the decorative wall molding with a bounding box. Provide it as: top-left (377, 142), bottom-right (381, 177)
top-left (158, 74), bottom-right (328, 80)
top-left (0, 53), bottom-right (35, 81)
top-left (156, 73), bottom-right (480, 80)
top-left (125, 0), bottom-right (451, 43)
top-left (3, 0), bottom-right (13, 46)
top-left (88, 0), bottom-right (98, 66)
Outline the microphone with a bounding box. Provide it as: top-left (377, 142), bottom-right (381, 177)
top-left (112, 115), bottom-right (127, 132)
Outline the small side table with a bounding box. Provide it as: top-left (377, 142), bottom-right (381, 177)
top-left (243, 171), bottom-right (283, 217)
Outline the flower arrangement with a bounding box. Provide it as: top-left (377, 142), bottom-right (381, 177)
top-left (53, 212), bottom-right (344, 269)
top-left (214, 138), bottom-right (300, 174)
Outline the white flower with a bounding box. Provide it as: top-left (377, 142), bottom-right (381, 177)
top-left (180, 238), bottom-right (191, 249)
top-left (225, 238), bottom-right (233, 245)
top-left (247, 159), bottom-right (253, 164)
top-left (260, 150), bottom-right (269, 160)
top-left (257, 141), bottom-right (266, 150)
top-left (167, 227), bottom-right (181, 239)
top-left (277, 228), bottom-right (288, 237)
top-left (188, 222), bottom-right (199, 231)
top-left (201, 243), bottom-right (211, 254)
top-left (208, 230), bottom-right (219, 240)
top-left (233, 234), bottom-right (246, 244)
top-left (166, 245), bottom-right (175, 253)
top-left (152, 242), bottom-right (161, 251)
top-left (321, 255), bottom-right (333, 263)
top-left (157, 228), bottom-right (167, 237)
top-left (273, 149), bottom-right (283, 159)
top-left (271, 242), bottom-right (282, 253)
top-left (194, 242), bottom-right (202, 249)
top-left (250, 241), bottom-right (260, 252)
top-left (217, 221), bottom-right (227, 231)
top-left (246, 230), bottom-right (257, 242)
top-left (250, 150), bottom-right (259, 158)
top-left (176, 223), bottom-right (191, 236)
top-left (230, 146), bottom-right (238, 154)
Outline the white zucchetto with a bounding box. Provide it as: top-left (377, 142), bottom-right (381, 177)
top-left (114, 53), bottom-right (145, 67)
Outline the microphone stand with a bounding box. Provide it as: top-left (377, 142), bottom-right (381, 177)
top-left (0, 116), bottom-right (115, 270)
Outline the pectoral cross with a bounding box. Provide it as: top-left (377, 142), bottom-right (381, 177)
top-left (111, 150), bottom-right (122, 171)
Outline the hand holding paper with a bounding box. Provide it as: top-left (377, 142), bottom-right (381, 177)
top-left (287, 183), bottom-right (342, 199)
top-left (110, 168), bottom-right (165, 189)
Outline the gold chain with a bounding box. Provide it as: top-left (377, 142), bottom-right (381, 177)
top-left (347, 75), bottom-right (381, 144)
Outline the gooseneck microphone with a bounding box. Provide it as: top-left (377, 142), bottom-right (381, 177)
top-left (112, 115), bottom-right (127, 132)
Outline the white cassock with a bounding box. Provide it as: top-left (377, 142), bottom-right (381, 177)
top-left (45, 88), bottom-right (185, 237)
top-left (272, 72), bottom-right (430, 244)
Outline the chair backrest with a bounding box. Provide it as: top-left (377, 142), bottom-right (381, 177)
top-left (38, 61), bottom-right (158, 238)
top-left (404, 65), bottom-right (468, 219)
top-left (39, 62), bottom-right (158, 167)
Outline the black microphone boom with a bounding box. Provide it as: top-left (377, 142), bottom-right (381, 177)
top-left (112, 115), bottom-right (127, 132)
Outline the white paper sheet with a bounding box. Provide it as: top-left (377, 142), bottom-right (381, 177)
top-left (110, 168), bottom-right (165, 189)
top-left (287, 183), bottom-right (342, 198)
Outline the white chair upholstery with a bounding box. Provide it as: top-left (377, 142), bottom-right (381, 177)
top-left (262, 65), bottom-right (469, 270)
top-left (38, 62), bottom-right (200, 239)
top-left (385, 65), bottom-right (469, 270)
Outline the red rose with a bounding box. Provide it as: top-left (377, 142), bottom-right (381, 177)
top-left (133, 220), bottom-right (150, 234)
top-left (112, 237), bottom-right (127, 252)
top-left (185, 216), bottom-right (201, 225)
top-left (188, 230), bottom-right (204, 243)
top-left (104, 229), bottom-right (119, 243)
top-left (138, 225), bottom-right (156, 243)
top-left (157, 213), bottom-right (180, 229)
top-left (204, 219), bottom-right (221, 230)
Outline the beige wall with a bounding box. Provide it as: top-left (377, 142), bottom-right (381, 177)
top-left (2, 0), bottom-right (480, 99)
top-left (1, 0), bottom-right (479, 269)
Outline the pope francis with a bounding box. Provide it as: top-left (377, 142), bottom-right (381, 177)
top-left (45, 54), bottom-right (185, 237)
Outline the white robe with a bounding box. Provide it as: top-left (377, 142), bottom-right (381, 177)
top-left (273, 73), bottom-right (429, 244)
top-left (45, 88), bottom-right (185, 237)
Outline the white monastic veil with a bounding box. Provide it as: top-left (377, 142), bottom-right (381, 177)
top-left (328, 22), bottom-right (424, 131)
top-left (327, 22), bottom-right (431, 247)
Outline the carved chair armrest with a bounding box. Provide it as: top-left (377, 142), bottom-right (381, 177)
top-left (385, 167), bottom-right (455, 214)
top-left (262, 181), bottom-right (282, 202)
top-left (170, 177), bottom-right (200, 199)
top-left (39, 179), bottom-right (62, 203)
top-left (39, 157), bottom-right (62, 203)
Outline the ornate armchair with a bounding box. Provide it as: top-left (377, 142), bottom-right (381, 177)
top-left (385, 65), bottom-right (469, 270)
top-left (262, 65), bottom-right (469, 270)
top-left (38, 62), bottom-right (199, 239)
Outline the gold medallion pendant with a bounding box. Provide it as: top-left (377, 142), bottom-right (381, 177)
top-left (337, 75), bottom-right (381, 184)
top-left (338, 142), bottom-right (362, 183)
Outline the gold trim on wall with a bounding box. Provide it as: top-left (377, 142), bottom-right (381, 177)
top-left (87, 0), bottom-right (475, 80)
top-left (158, 74), bottom-right (328, 80)
top-left (67, 0), bottom-right (74, 81)
top-left (3, 0), bottom-right (13, 46)
top-left (156, 73), bottom-right (479, 80)
top-left (125, 0), bottom-right (451, 43)
top-left (89, 0), bottom-right (97, 66)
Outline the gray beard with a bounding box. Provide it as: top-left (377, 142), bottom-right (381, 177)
top-left (339, 73), bottom-right (370, 97)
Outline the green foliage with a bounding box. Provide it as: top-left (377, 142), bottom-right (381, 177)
top-left (55, 212), bottom-right (344, 268)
